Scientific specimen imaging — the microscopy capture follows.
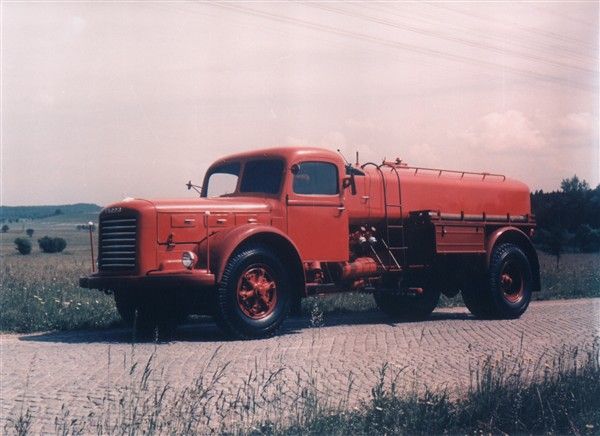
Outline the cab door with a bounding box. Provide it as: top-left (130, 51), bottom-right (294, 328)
top-left (286, 161), bottom-right (349, 262)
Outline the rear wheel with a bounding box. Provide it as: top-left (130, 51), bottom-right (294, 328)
top-left (462, 243), bottom-right (532, 319)
top-left (374, 274), bottom-right (440, 320)
top-left (214, 245), bottom-right (291, 339)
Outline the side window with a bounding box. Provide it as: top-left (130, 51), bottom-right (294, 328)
top-left (292, 162), bottom-right (339, 195)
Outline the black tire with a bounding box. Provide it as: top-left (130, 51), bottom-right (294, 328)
top-left (374, 275), bottom-right (440, 320)
top-left (114, 289), bottom-right (187, 340)
top-left (114, 289), bottom-right (136, 326)
top-left (461, 273), bottom-right (493, 319)
top-left (215, 244), bottom-right (291, 339)
top-left (461, 278), bottom-right (493, 318)
top-left (462, 243), bottom-right (532, 319)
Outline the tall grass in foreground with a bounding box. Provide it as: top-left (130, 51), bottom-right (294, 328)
top-left (7, 343), bottom-right (599, 435)
top-left (279, 347), bottom-right (600, 436)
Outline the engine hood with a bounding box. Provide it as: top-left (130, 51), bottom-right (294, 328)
top-left (135, 197), bottom-right (272, 214)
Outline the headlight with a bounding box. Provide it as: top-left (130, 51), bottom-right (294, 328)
top-left (181, 251), bottom-right (197, 269)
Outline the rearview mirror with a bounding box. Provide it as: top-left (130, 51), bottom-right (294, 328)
top-left (342, 175), bottom-right (357, 195)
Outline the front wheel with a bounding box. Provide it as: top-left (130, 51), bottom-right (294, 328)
top-left (214, 245), bottom-right (291, 339)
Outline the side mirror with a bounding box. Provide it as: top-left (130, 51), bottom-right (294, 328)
top-left (342, 175), bottom-right (357, 195)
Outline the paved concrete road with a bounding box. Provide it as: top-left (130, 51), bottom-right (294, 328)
top-left (2, 298), bottom-right (599, 433)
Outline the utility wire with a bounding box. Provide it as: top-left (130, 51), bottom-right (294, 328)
top-left (309, 3), bottom-right (595, 75)
top-left (212, 2), bottom-right (595, 90)
top-left (369, 3), bottom-right (595, 64)
top-left (429, 3), bottom-right (597, 51)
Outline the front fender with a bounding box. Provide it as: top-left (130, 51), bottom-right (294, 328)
top-left (203, 224), bottom-right (303, 283)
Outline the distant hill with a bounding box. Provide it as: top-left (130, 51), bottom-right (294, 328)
top-left (0, 203), bottom-right (102, 221)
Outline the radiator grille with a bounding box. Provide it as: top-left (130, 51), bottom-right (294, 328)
top-left (99, 216), bottom-right (137, 271)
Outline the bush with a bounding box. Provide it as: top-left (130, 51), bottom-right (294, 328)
top-left (37, 236), bottom-right (67, 253)
top-left (26, 228), bottom-right (34, 238)
top-left (1, 224), bottom-right (8, 233)
top-left (13, 238), bottom-right (32, 255)
top-left (573, 225), bottom-right (600, 253)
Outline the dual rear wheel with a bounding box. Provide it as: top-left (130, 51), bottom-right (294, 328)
top-left (374, 274), bottom-right (441, 320)
top-left (462, 243), bottom-right (533, 319)
top-left (374, 243), bottom-right (533, 321)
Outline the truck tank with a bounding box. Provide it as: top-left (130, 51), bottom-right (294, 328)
top-left (348, 163), bottom-right (531, 223)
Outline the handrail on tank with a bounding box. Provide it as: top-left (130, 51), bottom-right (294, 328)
top-left (381, 159), bottom-right (506, 181)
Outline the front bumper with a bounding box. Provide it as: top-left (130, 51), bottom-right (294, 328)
top-left (79, 269), bottom-right (216, 290)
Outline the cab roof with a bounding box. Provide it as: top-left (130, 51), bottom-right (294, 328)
top-left (209, 146), bottom-right (343, 168)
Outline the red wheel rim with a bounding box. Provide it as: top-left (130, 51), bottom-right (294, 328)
top-left (500, 261), bottom-right (524, 304)
top-left (236, 264), bottom-right (278, 320)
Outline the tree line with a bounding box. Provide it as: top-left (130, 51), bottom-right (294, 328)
top-left (531, 175), bottom-right (600, 255)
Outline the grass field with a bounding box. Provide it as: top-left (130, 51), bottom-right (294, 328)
top-left (1, 215), bottom-right (599, 333)
top-left (0, 214), bottom-right (119, 332)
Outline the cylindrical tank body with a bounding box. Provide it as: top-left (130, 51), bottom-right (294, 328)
top-left (346, 165), bottom-right (531, 224)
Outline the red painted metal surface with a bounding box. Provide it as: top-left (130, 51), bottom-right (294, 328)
top-left (339, 257), bottom-right (379, 280)
top-left (345, 166), bottom-right (531, 223)
top-left (80, 146), bottom-right (536, 297)
top-left (500, 263), bottom-right (525, 303)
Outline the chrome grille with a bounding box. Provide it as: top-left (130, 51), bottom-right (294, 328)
top-left (99, 216), bottom-right (137, 271)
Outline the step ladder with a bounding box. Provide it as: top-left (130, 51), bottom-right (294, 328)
top-left (361, 162), bottom-right (409, 271)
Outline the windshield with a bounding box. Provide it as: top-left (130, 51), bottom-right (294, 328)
top-left (203, 159), bottom-right (284, 197)
top-left (204, 162), bottom-right (240, 197)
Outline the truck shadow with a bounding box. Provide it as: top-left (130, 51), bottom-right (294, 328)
top-left (18, 309), bottom-right (473, 344)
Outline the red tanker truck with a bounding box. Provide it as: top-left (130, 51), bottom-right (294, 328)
top-left (80, 147), bottom-right (540, 338)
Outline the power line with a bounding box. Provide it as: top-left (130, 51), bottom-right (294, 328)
top-left (211, 2), bottom-right (595, 90)
top-left (371, 3), bottom-right (595, 64)
top-left (429, 3), bottom-right (597, 51)
top-left (309, 3), bottom-right (596, 75)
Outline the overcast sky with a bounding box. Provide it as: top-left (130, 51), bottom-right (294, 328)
top-left (1, 1), bottom-right (598, 206)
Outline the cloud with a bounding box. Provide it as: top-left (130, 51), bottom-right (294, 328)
top-left (344, 117), bottom-right (383, 132)
top-left (405, 142), bottom-right (443, 167)
top-left (319, 131), bottom-right (347, 149)
top-left (455, 110), bottom-right (546, 152)
top-left (555, 112), bottom-right (595, 148)
top-left (283, 136), bottom-right (310, 146)
top-left (559, 112), bottom-right (593, 134)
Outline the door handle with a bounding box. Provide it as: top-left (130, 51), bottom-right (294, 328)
top-left (337, 206), bottom-right (346, 212)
